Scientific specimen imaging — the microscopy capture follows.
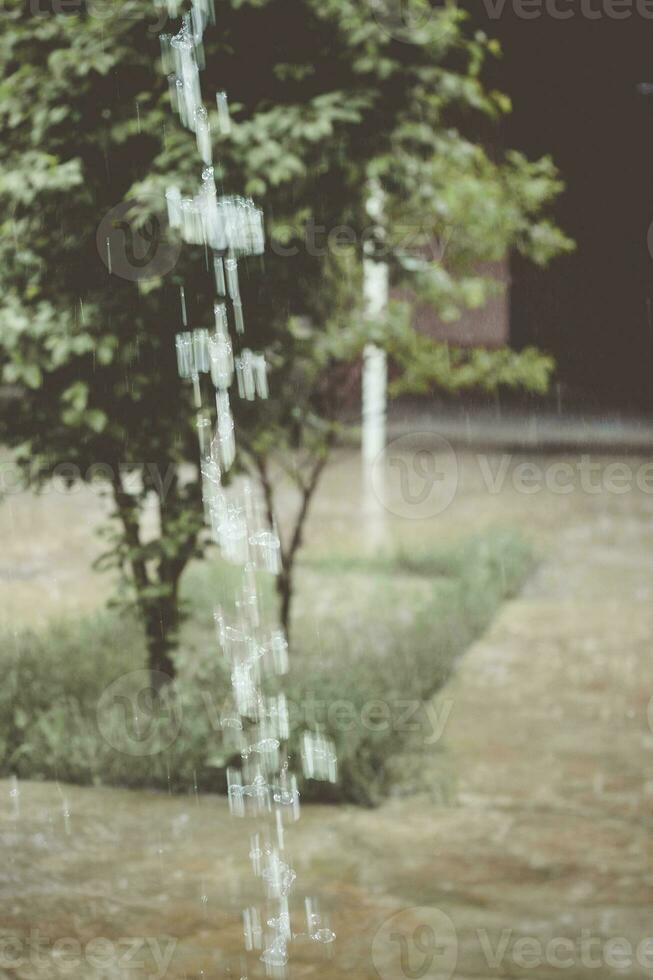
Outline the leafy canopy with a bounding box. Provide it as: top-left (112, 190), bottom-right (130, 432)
top-left (0, 0), bottom-right (571, 641)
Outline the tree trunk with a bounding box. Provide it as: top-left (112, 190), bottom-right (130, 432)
top-left (143, 594), bottom-right (179, 687)
top-left (276, 566), bottom-right (293, 642)
top-left (254, 450), bottom-right (330, 648)
top-left (110, 462), bottom-right (199, 688)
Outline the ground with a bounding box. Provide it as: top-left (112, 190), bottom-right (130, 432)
top-left (1, 444), bottom-right (653, 979)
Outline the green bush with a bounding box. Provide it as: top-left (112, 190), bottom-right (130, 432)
top-left (0, 529), bottom-right (532, 805)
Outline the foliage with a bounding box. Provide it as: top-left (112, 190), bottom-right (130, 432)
top-left (0, 529), bottom-right (533, 804)
top-left (0, 0), bottom-right (570, 667)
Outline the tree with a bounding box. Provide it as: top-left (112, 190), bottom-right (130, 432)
top-left (0, 0), bottom-right (572, 674)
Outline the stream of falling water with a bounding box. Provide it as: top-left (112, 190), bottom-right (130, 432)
top-left (152, 1), bottom-right (337, 975)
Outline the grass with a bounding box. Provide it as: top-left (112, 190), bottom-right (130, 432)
top-left (0, 528), bottom-right (533, 805)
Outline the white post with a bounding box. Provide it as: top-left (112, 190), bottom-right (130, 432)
top-left (361, 182), bottom-right (388, 538)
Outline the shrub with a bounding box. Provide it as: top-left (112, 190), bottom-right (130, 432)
top-left (0, 529), bottom-right (532, 805)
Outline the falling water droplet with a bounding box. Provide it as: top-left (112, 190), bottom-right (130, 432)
top-left (9, 775), bottom-right (20, 820)
top-left (216, 90), bottom-right (231, 134)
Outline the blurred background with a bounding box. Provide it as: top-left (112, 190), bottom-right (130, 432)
top-left (1, 0), bottom-right (653, 977)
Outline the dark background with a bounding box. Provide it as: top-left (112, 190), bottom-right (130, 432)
top-left (471, 6), bottom-right (653, 410)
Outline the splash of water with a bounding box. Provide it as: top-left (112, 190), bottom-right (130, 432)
top-left (152, 1), bottom-right (337, 972)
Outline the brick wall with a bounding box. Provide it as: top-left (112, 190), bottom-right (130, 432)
top-left (394, 259), bottom-right (510, 349)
